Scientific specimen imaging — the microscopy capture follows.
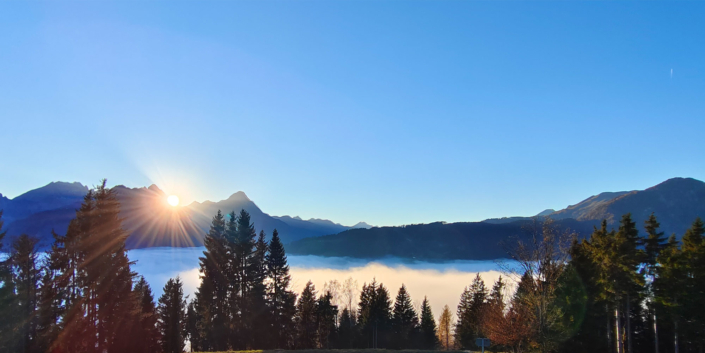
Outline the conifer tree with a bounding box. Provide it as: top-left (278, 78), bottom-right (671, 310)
top-left (680, 218), bottom-right (705, 351)
top-left (655, 234), bottom-right (684, 353)
top-left (266, 229), bottom-right (297, 348)
top-left (250, 230), bottom-right (270, 348)
top-left (317, 290), bottom-right (338, 348)
top-left (357, 279), bottom-right (392, 348)
top-left (158, 276), bottom-right (187, 353)
top-left (0, 210), bottom-right (18, 352)
top-left (296, 281), bottom-right (319, 348)
top-left (391, 284), bottom-right (418, 348)
top-left (36, 231), bottom-right (68, 353)
top-left (185, 298), bottom-right (202, 352)
top-left (194, 210), bottom-right (229, 351)
top-left (437, 304), bottom-right (454, 350)
top-left (643, 214), bottom-right (668, 353)
top-left (419, 296), bottom-right (439, 349)
top-left (482, 276), bottom-right (508, 351)
top-left (455, 273), bottom-right (487, 349)
top-left (230, 209), bottom-right (258, 349)
top-left (11, 234), bottom-right (41, 353)
top-left (53, 181), bottom-right (139, 353)
top-left (132, 277), bottom-right (160, 353)
top-left (336, 307), bottom-right (357, 348)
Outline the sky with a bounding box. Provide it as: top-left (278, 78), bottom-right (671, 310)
top-left (1, 1), bottom-right (704, 227)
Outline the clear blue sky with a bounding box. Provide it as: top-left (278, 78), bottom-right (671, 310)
top-left (1, 1), bottom-right (704, 227)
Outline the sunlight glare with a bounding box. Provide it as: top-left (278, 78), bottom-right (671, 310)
top-left (167, 195), bottom-right (180, 207)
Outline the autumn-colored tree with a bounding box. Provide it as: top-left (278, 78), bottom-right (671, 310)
top-left (437, 304), bottom-right (454, 350)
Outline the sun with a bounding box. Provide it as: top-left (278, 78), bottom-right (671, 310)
top-left (167, 195), bottom-right (180, 207)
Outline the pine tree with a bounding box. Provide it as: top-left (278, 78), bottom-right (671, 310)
top-left (482, 277), bottom-right (508, 351)
top-left (266, 229), bottom-right (297, 349)
top-left (185, 298), bottom-right (202, 352)
top-left (391, 284), bottom-right (418, 348)
top-left (643, 214), bottom-right (668, 353)
top-left (158, 276), bottom-right (187, 353)
top-left (0, 210), bottom-right (18, 352)
top-left (194, 210), bottom-right (229, 351)
top-left (296, 281), bottom-right (319, 348)
top-left (455, 273), bottom-right (487, 349)
top-left (317, 290), bottom-right (338, 348)
top-left (36, 231), bottom-right (68, 353)
top-left (132, 277), bottom-right (160, 353)
top-left (230, 209), bottom-right (258, 349)
top-left (357, 279), bottom-right (392, 348)
top-left (655, 234), bottom-right (685, 353)
top-left (563, 236), bottom-right (610, 353)
top-left (419, 296), bottom-right (439, 349)
top-left (437, 304), bottom-right (454, 350)
top-left (336, 307), bottom-right (357, 348)
top-left (11, 234), bottom-right (41, 353)
top-left (52, 181), bottom-right (139, 353)
top-left (680, 218), bottom-right (705, 351)
top-left (250, 230), bottom-right (270, 348)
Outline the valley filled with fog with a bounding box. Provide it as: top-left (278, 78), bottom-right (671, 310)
top-left (129, 247), bottom-right (507, 315)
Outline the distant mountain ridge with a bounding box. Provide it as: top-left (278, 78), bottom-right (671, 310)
top-left (289, 177), bottom-right (705, 260)
top-left (549, 177), bottom-right (705, 237)
top-left (0, 182), bottom-right (368, 249)
top-left (1, 177), bottom-right (703, 258)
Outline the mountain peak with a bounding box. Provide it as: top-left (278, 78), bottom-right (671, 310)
top-left (649, 177), bottom-right (704, 191)
top-left (14, 181), bottom-right (88, 201)
top-left (226, 191), bottom-right (250, 202)
top-left (147, 184), bottom-right (162, 192)
top-left (535, 209), bottom-right (555, 217)
top-left (351, 221), bottom-right (373, 229)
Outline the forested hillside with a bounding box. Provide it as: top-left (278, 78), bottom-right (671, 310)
top-left (288, 219), bottom-right (598, 260)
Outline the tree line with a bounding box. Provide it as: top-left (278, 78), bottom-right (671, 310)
top-left (0, 181), bottom-right (703, 353)
top-left (441, 215), bottom-right (705, 353)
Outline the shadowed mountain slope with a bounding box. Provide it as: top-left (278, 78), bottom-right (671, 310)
top-left (288, 219), bottom-right (599, 260)
top-left (289, 177), bottom-right (705, 260)
top-left (0, 183), bottom-right (360, 249)
top-left (549, 177), bottom-right (705, 236)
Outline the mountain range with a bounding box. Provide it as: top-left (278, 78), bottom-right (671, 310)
top-left (1, 177), bottom-right (703, 259)
top-left (287, 177), bottom-right (705, 259)
top-left (0, 182), bottom-right (370, 249)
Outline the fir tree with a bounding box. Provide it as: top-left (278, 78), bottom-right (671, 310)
top-left (11, 234), bottom-right (41, 353)
top-left (185, 298), bottom-right (202, 352)
top-left (132, 277), bottom-right (160, 353)
top-left (0, 210), bottom-right (18, 352)
top-left (158, 276), bottom-right (187, 353)
top-left (357, 279), bottom-right (392, 348)
top-left (230, 209), bottom-right (258, 349)
top-left (194, 210), bottom-right (229, 351)
top-left (36, 231), bottom-right (68, 353)
top-left (266, 229), bottom-right (297, 348)
top-left (655, 234), bottom-right (685, 353)
top-left (643, 214), bottom-right (668, 353)
top-left (53, 181), bottom-right (139, 353)
top-left (250, 230), bottom-right (270, 348)
top-left (317, 290), bottom-right (338, 348)
top-left (336, 307), bottom-right (357, 348)
top-left (296, 281), bottom-right (319, 349)
top-left (391, 284), bottom-right (418, 348)
top-left (455, 273), bottom-right (487, 349)
top-left (419, 296), bottom-right (439, 349)
top-left (680, 218), bottom-right (705, 351)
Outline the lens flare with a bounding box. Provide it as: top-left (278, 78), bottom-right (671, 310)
top-left (167, 195), bottom-right (179, 207)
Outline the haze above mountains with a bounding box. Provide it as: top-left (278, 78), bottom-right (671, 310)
top-left (1, 177), bottom-right (703, 260)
